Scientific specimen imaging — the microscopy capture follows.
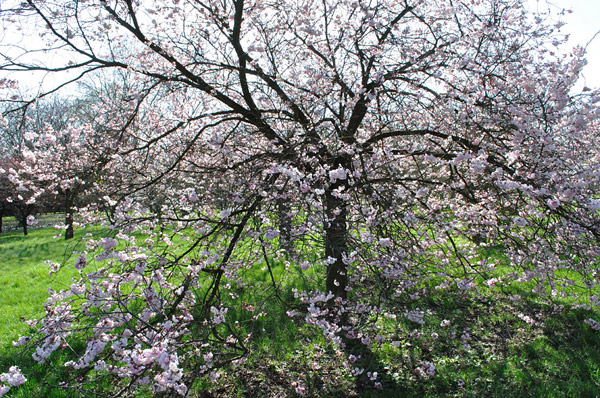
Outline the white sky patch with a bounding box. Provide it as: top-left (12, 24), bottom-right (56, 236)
top-left (527, 0), bottom-right (600, 89)
top-left (1, 0), bottom-right (599, 95)
top-left (0, 0), bottom-right (104, 96)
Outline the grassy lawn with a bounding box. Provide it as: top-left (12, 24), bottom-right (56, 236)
top-left (0, 227), bottom-right (600, 397)
top-left (0, 225), bottom-right (101, 347)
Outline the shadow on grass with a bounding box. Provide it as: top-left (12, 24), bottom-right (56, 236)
top-left (2, 235), bottom-right (599, 397)
top-left (218, 285), bottom-right (600, 398)
top-left (386, 287), bottom-right (600, 398)
top-left (2, 287), bottom-right (599, 398)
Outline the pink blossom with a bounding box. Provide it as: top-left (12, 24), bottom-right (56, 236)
top-left (74, 256), bottom-right (87, 270)
top-left (585, 318), bottom-right (600, 330)
top-left (407, 310), bottom-right (425, 325)
top-left (0, 366), bottom-right (27, 390)
top-left (98, 238), bottom-right (118, 251)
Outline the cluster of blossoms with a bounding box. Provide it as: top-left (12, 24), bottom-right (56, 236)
top-left (10, 231), bottom-right (246, 395)
top-left (584, 318), bottom-right (600, 331)
top-left (0, 367), bottom-right (26, 397)
top-left (1, 0), bottom-right (600, 396)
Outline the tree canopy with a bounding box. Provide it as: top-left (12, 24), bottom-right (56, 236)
top-left (0, 0), bottom-right (599, 396)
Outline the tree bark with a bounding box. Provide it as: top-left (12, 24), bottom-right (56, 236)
top-left (65, 189), bottom-right (74, 240)
top-left (21, 213), bottom-right (28, 236)
top-left (276, 196), bottom-right (292, 255)
top-left (324, 190), bottom-right (348, 302)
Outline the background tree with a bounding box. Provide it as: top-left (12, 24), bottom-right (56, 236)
top-left (17, 122), bottom-right (99, 238)
top-left (0, 0), bottom-right (599, 396)
top-left (3, 87), bottom-right (133, 238)
top-left (0, 166), bottom-right (13, 233)
top-left (0, 156), bottom-right (44, 236)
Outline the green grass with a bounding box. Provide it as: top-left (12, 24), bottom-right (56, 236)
top-left (0, 225), bottom-right (103, 347)
top-left (197, 284), bottom-right (600, 398)
top-left (1, 227), bottom-right (600, 397)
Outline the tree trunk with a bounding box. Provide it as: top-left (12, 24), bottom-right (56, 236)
top-left (323, 156), bottom-right (351, 305)
top-left (21, 213), bottom-right (28, 236)
top-left (276, 196), bottom-right (292, 255)
top-left (65, 190), bottom-right (74, 240)
top-left (324, 185), bottom-right (387, 392)
top-left (324, 191), bottom-right (348, 302)
top-left (0, 208), bottom-right (3, 233)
